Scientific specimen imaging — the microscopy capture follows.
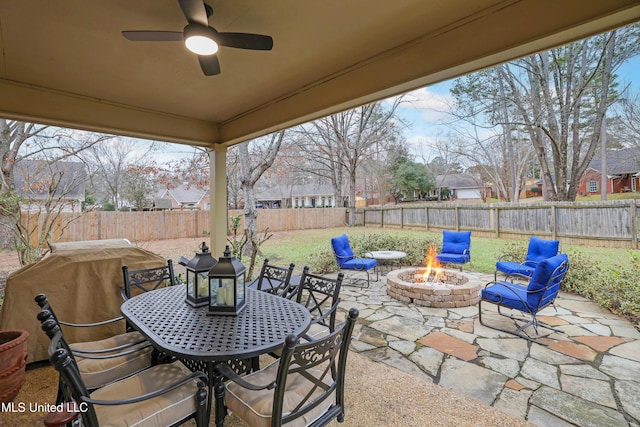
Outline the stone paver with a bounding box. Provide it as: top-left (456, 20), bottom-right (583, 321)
top-left (341, 273), bottom-right (640, 426)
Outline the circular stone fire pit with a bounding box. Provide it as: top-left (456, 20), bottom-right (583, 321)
top-left (386, 268), bottom-right (481, 308)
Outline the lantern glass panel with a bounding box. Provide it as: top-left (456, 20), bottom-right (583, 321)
top-left (210, 278), bottom-right (222, 306)
top-left (187, 270), bottom-right (196, 299)
top-left (221, 278), bottom-right (235, 305)
top-left (196, 272), bottom-right (208, 297)
top-left (237, 274), bottom-right (245, 302)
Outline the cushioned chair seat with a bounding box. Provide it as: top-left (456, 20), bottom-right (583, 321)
top-left (340, 258), bottom-right (377, 270)
top-left (494, 261), bottom-right (535, 278)
top-left (71, 331), bottom-right (153, 389)
top-left (481, 282), bottom-right (530, 313)
top-left (92, 361), bottom-right (200, 426)
top-left (225, 360), bottom-right (334, 427)
top-left (436, 252), bottom-right (470, 264)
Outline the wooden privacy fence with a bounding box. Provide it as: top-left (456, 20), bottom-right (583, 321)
top-left (357, 200), bottom-right (640, 249)
top-left (19, 208), bottom-right (348, 244)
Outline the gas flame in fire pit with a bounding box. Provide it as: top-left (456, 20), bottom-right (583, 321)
top-left (423, 245), bottom-right (444, 281)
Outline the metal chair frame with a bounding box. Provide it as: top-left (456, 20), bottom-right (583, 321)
top-left (479, 256), bottom-right (569, 343)
top-left (121, 259), bottom-right (176, 300)
top-left (250, 258), bottom-right (298, 299)
top-left (217, 308), bottom-right (359, 427)
top-left (41, 319), bottom-right (208, 427)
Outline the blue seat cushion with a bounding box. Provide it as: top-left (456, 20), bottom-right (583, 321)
top-left (331, 234), bottom-right (355, 267)
top-left (481, 282), bottom-right (530, 313)
top-left (340, 257), bottom-right (377, 271)
top-left (436, 253), bottom-right (470, 264)
top-left (495, 261), bottom-right (534, 277)
top-left (527, 253), bottom-right (568, 308)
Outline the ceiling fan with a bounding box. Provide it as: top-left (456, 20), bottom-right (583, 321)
top-left (122, 0), bottom-right (273, 76)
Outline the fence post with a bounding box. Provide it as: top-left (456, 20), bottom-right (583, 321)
top-left (455, 206), bottom-right (460, 231)
top-left (551, 205), bottom-right (557, 240)
top-left (381, 209), bottom-right (384, 228)
top-left (631, 200), bottom-right (638, 249)
top-left (425, 207), bottom-right (429, 231)
top-left (400, 207), bottom-right (404, 228)
top-left (495, 206), bottom-right (500, 237)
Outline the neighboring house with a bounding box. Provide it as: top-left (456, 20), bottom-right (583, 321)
top-left (14, 159), bottom-right (86, 213)
top-left (579, 148), bottom-right (640, 195)
top-left (155, 184), bottom-right (210, 210)
top-left (254, 184), bottom-right (338, 208)
top-left (434, 173), bottom-right (488, 200)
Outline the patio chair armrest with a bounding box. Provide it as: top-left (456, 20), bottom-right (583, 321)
top-left (216, 363), bottom-right (276, 391)
top-left (310, 299), bottom-right (340, 326)
top-left (58, 316), bottom-right (125, 328)
top-left (83, 371), bottom-right (208, 406)
top-left (497, 253), bottom-right (519, 262)
top-left (73, 338), bottom-right (151, 359)
top-left (73, 342), bottom-right (152, 359)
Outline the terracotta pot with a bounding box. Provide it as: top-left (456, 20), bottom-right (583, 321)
top-left (0, 329), bottom-right (29, 403)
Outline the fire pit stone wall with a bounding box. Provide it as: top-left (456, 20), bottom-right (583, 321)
top-left (386, 267), bottom-right (481, 308)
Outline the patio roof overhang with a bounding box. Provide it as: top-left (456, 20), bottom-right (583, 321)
top-left (1, 1), bottom-right (639, 149)
top-left (2, 0), bottom-right (640, 255)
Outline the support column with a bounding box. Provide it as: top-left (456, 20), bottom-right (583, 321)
top-left (209, 147), bottom-right (227, 257)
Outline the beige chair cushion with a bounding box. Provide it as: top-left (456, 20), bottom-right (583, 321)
top-left (225, 360), bottom-right (334, 427)
top-left (91, 361), bottom-right (199, 427)
top-left (70, 331), bottom-right (152, 389)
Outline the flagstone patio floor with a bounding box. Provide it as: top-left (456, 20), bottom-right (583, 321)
top-left (339, 271), bottom-right (640, 427)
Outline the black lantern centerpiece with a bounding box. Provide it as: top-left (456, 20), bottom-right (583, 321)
top-left (208, 245), bottom-right (246, 316)
top-left (179, 242), bottom-right (218, 307)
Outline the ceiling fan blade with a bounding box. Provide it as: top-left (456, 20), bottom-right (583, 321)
top-left (199, 55), bottom-right (221, 76)
top-left (179, 0), bottom-right (209, 26)
top-left (217, 32), bottom-right (273, 50)
top-left (122, 31), bottom-right (183, 42)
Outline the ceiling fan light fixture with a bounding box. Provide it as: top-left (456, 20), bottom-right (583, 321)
top-left (184, 24), bottom-right (218, 55)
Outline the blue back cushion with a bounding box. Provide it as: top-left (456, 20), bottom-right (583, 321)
top-left (527, 253), bottom-right (568, 308)
top-left (441, 230), bottom-right (471, 255)
top-left (526, 236), bottom-right (559, 263)
top-left (331, 234), bottom-right (354, 266)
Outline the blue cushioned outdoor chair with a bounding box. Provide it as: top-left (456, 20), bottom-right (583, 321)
top-left (435, 230), bottom-right (471, 271)
top-left (495, 235), bottom-right (559, 281)
top-left (479, 253), bottom-right (569, 343)
top-left (331, 234), bottom-right (377, 287)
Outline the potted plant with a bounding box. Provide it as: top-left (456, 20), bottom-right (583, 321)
top-left (0, 329), bottom-right (29, 403)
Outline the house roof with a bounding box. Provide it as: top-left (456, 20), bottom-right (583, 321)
top-left (161, 184), bottom-right (208, 204)
top-left (587, 148), bottom-right (640, 175)
top-left (255, 184), bottom-right (334, 200)
top-left (1, 1), bottom-right (637, 148)
top-left (14, 160), bottom-right (86, 200)
top-left (436, 174), bottom-right (482, 190)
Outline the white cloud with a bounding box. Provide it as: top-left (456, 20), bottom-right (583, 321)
top-left (401, 87), bottom-right (456, 123)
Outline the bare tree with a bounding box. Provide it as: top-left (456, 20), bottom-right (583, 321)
top-left (0, 120), bottom-right (111, 263)
top-left (237, 131), bottom-right (285, 278)
top-left (296, 99), bottom-right (404, 224)
top-left (449, 27), bottom-right (639, 201)
top-left (81, 137), bottom-right (156, 209)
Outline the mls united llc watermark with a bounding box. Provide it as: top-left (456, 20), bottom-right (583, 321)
top-left (1, 401), bottom-right (88, 413)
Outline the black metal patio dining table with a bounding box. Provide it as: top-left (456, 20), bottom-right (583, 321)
top-left (121, 284), bottom-right (312, 426)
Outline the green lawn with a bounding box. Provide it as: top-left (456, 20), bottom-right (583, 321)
top-left (258, 226), bottom-right (638, 275)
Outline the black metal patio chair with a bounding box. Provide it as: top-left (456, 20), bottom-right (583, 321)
top-left (41, 318), bottom-right (208, 427)
top-left (217, 307), bottom-right (359, 427)
top-left (121, 259), bottom-right (176, 300)
top-left (247, 258), bottom-right (298, 299)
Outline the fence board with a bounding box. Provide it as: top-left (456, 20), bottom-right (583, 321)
top-left (12, 208), bottom-right (348, 247)
top-left (356, 200), bottom-right (640, 248)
